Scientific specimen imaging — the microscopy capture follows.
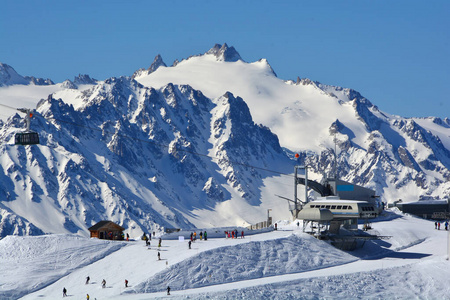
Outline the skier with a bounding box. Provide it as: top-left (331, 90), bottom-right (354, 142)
top-left (63, 287), bottom-right (67, 297)
top-left (204, 231), bottom-right (207, 241)
top-left (241, 230), bottom-right (244, 238)
top-left (86, 276), bottom-right (90, 284)
top-left (102, 279), bottom-right (106, 288)
top-left (199, 231), bottom-right (203, 240)
top-left (143, 234), bottom-right (149, 246)
top-left (125, 279), bottom-right (128, 287)
top-left (435, 221), bottom-right (438, 229)
top-left (231, 231), bottom-right (234, 239)
top-left (188, 240), bottom-right (191, 249)
top-left (193, 231), bottom-right (197, 241)
top-left (158, 251), bottom-right (161, 260)
top-left (158, 238), bottom-right (162, 248)
top-left (167, 286), bottom-right (171, 295)
top-left (126, 233), bottom-right (130, 241)
top-left (438, 222), bottom-right (441, 230)
top-left (86, 294), bottom-right (90, 300)
top-left (190, 232), bottom-right (193, 242)
top-left (446, 221), bottom-right (449, 231)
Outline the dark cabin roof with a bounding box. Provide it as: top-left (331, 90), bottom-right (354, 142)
top-left (88, 220), bottom-right (125, 231)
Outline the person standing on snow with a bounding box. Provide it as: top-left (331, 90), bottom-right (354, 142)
top-left (63, 287), bottom-right (67, 297)
top-left (102, 279), bottom-right (106, 288)
top-left (86, 276), bottom-right (90, 284)
top-left (167, 286), bottom-right (171, 295)
top-left (125, 279), bottom-right (128, 287)
top-left (199, 231), bottom-right (203, 240)
top-left (188, 240), bottom-right (191, 249)
top-left (158, 251), bottom-right (161, 260)
top-left (204, 231), bottom-right (207, 241)
top-left (241, 230), bottom-right (244, 238)
top-left (158, 238), bottom-right (162, 248)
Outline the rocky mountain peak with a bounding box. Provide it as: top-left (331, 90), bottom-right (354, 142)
top-left (148, 54), bottom-right (167, 73)
top-left (74, 74), bottom-right (97, 85)
top-left (206, 43), bottom-right (242, 62)
top-left (0, 63), bottom-right (29, 86)
top-left (0, 62), bottom-right (53, 86)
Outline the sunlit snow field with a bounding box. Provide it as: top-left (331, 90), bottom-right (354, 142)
top-left (1, 209), bottom-right (449, 300)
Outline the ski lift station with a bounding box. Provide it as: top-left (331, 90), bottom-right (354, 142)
top-left (287, 165), bottom-right (384, 246)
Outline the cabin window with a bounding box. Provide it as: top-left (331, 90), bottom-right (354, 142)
top-left (347, 206), bottom-right (353, 210)
top-left (325, 205), bottom-right (331, 209)
top-left (337, 205), bottom-right (342, 209)
top-left (320, 205), bottom-right (325, 208)
top-left (331, 205), bottom-right (336, 209)
top-left (342, 206), bottom-right (348, 209)
top-left (310, 205), bottom-right (316, 208)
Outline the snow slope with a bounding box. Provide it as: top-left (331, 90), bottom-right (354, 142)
top-left (1, 210), bottom-right (448, 300)
top-left (0, 234), bottom-right (126, 299)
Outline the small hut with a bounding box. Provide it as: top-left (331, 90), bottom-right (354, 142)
top-left (88, 220), bottom-right (125, 240)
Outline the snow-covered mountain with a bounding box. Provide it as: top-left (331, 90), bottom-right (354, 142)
top-left (0, 63), bottom-right (53, 87)
top-left (0, 44), bottom-right (449, 238)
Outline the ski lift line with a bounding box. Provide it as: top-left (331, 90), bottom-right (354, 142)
top-left (44, 116), bottom-right (295, 178)
top-left (0, 103), bottom-right (18, 111)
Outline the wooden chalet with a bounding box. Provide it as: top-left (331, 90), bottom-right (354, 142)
top-left (88, 220), bottom-right (125, 240)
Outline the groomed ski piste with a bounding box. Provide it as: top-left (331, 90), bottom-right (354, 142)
top-left (2, 209), bottom-right (450, 300)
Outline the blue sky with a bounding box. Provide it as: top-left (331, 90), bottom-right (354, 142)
top-left (1, 0), bottom-right (448, 118)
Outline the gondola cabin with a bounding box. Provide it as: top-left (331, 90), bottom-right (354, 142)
top-left (88, 220), bottom-right (125, 240)
top-left (15, 131), bottom-right (40, 145)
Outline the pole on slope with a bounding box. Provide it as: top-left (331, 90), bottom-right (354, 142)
top-left (294, 164), bottom-right (308, 220)
top-left (305, 165), bottom-right (308, 205)
top-left (334, 131), bottom-right (338, 180)
top-left (294, 165), bottom-right (298, 220)
top-left (447, 228), bottom-right (450, 260)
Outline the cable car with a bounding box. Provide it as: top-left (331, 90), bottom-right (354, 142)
top-left (14, 108), bottom-right (40, 145)
top-left (15, 131), bottom-right (40, 145)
